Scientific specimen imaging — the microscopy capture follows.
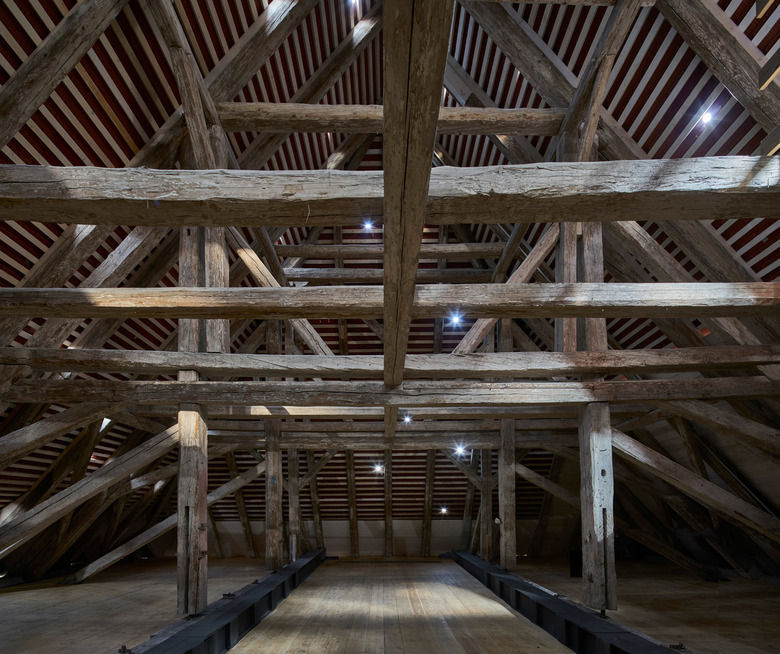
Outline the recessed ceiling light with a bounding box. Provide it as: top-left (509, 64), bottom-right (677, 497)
top-left (702, 112), bottom-right (712, 124)
top-left (440, 507), bottom-right (448, 515)
top-left (455, 445), bottom-right (466, 456)
top-left (403, 414), bottom-right (412, 424)
top-left (374, 463), bottom-right (384, 474)
top-left (363, 220), bottom-right (373, 230)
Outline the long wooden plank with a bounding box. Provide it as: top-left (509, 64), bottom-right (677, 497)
top-left (611, 428), bottom-right (780, 545)
top-left (7, 345), bottom-right (778, 378)
top-left (68, 458), bottom-right (266, 584)
top-left (0, 425), bottom-right (178, 559)
top-left (1, 283), bottom-right (777, 319)
top-left (3, 157), bottom-right (779, 226)
top-left (265, 420), bottom-right (283, 570)
top-left (383, 0), bottom-right (454, 387)
top-left (218, 102), bottom-right (563, 134)
top-left (0, 0), bottom-right (130, 149)
top-left (498, 419), bottom-right (516, 569)
top-left (275, 242), bottom-right (506, 260)
top-left (3, 377), bottom-right (777, 407)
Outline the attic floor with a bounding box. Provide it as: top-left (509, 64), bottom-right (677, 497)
top-left (518, 558), bottom-right (780, 654)
top-left (0, 557), bottom-right (777, 653)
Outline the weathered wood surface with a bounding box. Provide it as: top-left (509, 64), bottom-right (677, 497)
top-left (0, 426), bottom-right (178, 559)
top-left (498, 419), bottom-right (516, 569)
top-left (7, 345), bottom-right (777, 378)
top-left (68, 459), bottom-right (266, 584)
top-left (274, 242), bottom-right (506, 260)
top-left (1, 157), bottom-right (778, 226)
top-left (1, 283), bottom-right (777, 319)
top-left (4, 377), bottom-right (777, 407)
top-left (218, 102), bottom-right (564, 134)
top-left (611, 429), bottom-right (780, 545)
top-left (383, 0), bottom-right (454, 386)
top-left (265, 420), bottom-right (283, 570)
top-left (0, 0), bottom-right (131, 149)
top-left (579, 403), bottom-right (617, 611)
top-left (0, 403), bottom-right (123, 470)
top-left (283, 268), bottom-right (492, 284)
top-left (657, 0), bottom-right (780, 132)
top-left (346, 450), bottom-right (359, 557)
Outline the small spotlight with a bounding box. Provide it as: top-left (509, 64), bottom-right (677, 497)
top-left (374, 463), bottom-right (384, 474)
top-left (363, 220), bottom-right (373, 230)
top-left (455, 445), bottom-right (466, 456)
top-left (449, 312), bottom-right (462, 327)
top-left (403, 415), bottom-right (412, 424)
top-left (701, 111), bottom-right (712, 124)
top-left (440, 507), bottom-right (448, 515)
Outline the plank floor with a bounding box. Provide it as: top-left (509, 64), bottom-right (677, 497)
top-left (519, 559), bottom-right (780, 654)
top-left (230, 561), bottom-right (569, 653)
top-left (0, 558), bottom-right (266, 654)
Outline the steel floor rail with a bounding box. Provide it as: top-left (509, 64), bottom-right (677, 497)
top-left (126, 549), bottom-right (326, 654)
top-left (451, 551), bottom-right (673, 654)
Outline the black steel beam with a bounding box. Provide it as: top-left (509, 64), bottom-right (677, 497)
top-left (451, 551), bottom-right (673, 654)
top-left (127, 549), bottom-right (326, 654)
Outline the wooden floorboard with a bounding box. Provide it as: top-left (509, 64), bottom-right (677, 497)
top-left (230, 561), bottom-right (569, 653)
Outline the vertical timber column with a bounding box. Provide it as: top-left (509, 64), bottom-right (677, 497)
top-left (421, 449), bottom-right (435, 557)
top-left (307, 451), bottom-right (325, 549)
top-left (384, 448), bottom-right (394, 558)
top-left (346, 450), bottom-right (359, 557)
top-left (287, 448), bottom-right (300, 562)
top-left (265, 420), bottom-right (283, 571)
top-left (177, 226), bottom-right (208, 616)
top-left (579, 403), bottom-right (616, 611)
top-left (498, 419), bottom-right (516, 569)
top-left (479, 449), bottom-right (492, 561)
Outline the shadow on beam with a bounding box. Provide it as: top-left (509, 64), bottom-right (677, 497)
top-left (128, 548), bottom-right (326, 654)
top-left (451, 551), bottom-right (672, 654)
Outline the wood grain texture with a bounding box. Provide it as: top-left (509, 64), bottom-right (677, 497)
top-left (1, 282), bottom-right (776, 319)
top-left (3, 157), bottom-right (779, 226)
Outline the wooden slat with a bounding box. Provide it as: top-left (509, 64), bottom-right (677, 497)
top-left (2, 157), bottom-right (778, 226)
top-left (1, 283), bottom-right (777, 320)
top-left (383, 0), bottom-right (454, 386)
top-left (759, 44), bottom-right (780, 91)
top-left (0, 0), bottom-right (130, 149)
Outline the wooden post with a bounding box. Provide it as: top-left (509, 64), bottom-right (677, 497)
top-left (346, 450), bottom-right (359, 557)
top-left (176, 405), bottom-right (208, 615)
top-left (498, 419), bottom-right (516, 569)
top-left (384, 448), bottom-right (394, 558)
top-left (265, 420), bottom-right (283, 571)
top-left (480, 449), bottom-right (493, 561)
top-left (421, 450), bottom-right (435, 557)
top-left (287, 448), bottom-right (300, 562)
top-left (579, 402), bottom-right (617, 611)
top-left (461, 455), bottom-right (477, 550)
top-left (307, 451), bottom-right (325, 549)
top-left (224, 452), bottom-right (256, 558)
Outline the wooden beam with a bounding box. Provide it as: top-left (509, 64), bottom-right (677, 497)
top-left (130, 0), bottom-right (319, 167)
top-left (3, 157), bottom-right (778, 227)
top-left (287, 448), bottom-right (300, 561)
top-left (383, 0), bottom-right (454, 386)
top-left (218, 102), bottom-right (563, 135)
top-left (2, 283), bottom-right (777, 320)
top-left (755, 1), bottom-right (776, 20)
top-left (299, 451), bottom-right (335, 489)
top-left (761, 123), bottom-right (780, 157)
top-left (498, 419), bottom-right (516, 569)
top-left (5, 377), bottom-right (777, 407)
top-left (655, 399), bottom-right (780, 456)
top-left (0, 426), bottom-right (178, 559)
top-left (579, 403), bottom-right (617, 611)
top-left (306, 451), bottom-right (324, 549)
top-left (8, 345), bottom-right (778, 379)
top-left (264, 420), bottom-right (283, 570)
top-left (384, 448), bottom-right (394, 558)
top-left (67, 458), bottom-right (266, 584)
top-left (421, 450), bottom-right (436, 557)
top-left (453, 226), bottom-right (560, 354)
top-left (346, 450), bottom-right (359, 557)
top-left (283, 268), bottom-right (491, 284)
top-left (480, 449), bottom-right (493, 561)
top-left (0, 0), bottom-right (130, 149)
top-left (0, 403), bottom-right (123, 471)
top-left (240, 4), bottom-right (383, 168)
top-left (225, 452), bottom-right (257, 558)
top-left (611, 428), bottom-right (780, 545)
top-left (657, 0), bottom-right (780, 132)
